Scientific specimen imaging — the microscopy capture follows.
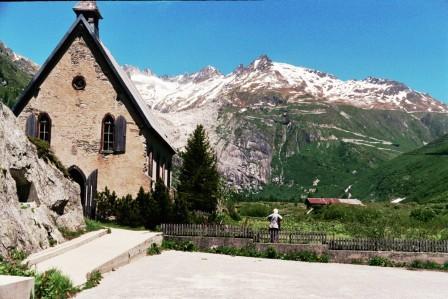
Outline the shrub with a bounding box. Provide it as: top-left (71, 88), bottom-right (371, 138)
top-left (410, 259), bottom-right (444, 270)
top-left (84, 270), bottom-right (102, 290)
top-left (162, 240), bottom-right (197, 252)
top-left (96, 187), bottom-right (118, 221)
top-left (239, 203), bottom-right (271, 217)
top-left (410, 207), bottom-right (436, 222)
top-left (265, 246), bottom-right (277, 259)
top-left (368, 256), bottom-right (394, 267)
top-left (35, 268), bottom-right (79, 299)
top-left (147, 243), bottom-right (161, 256)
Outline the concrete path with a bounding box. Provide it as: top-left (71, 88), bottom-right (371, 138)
top-left (77, 251), bottom-right (448, 299)
top-left (34, 228), bottom-right (161, 286)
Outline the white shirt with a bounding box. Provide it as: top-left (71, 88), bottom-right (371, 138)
top-left (267, 213), bottom-right (283, 229)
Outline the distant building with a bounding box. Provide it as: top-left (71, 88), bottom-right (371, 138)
top-left (305, 198), bottom-right (364, 209)
top-left (13, 1), bottom-right (175, 217)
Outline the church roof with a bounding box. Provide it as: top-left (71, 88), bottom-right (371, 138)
top-left (13, 15), bottom-right (175, 154)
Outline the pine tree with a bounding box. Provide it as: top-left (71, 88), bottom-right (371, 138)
top-left (177, 124), bottom-right (220, 214)
top-left (153, 179), bottom-right (171, 224)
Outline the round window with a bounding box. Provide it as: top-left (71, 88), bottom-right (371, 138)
top-left (72, 76), bottom-right (86, 90)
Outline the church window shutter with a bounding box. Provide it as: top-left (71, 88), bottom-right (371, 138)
top-left (114, 115), bottom-right (126, 153)
top-left (25, 114), bottom-right (37, 138)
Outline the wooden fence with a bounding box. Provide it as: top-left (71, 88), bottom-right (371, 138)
top-left (161, 223), bottom-right (253, 238)
top-left (162, 224), bottom-right (448, 253)
top-left (328, 238), bottom-right (448, 253)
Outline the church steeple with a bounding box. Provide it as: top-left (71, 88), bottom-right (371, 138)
top-left (73, 1), bottom-right (102, 37)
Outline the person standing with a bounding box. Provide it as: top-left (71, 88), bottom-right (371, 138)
top-left (267, 208), bottom-right (282, 243)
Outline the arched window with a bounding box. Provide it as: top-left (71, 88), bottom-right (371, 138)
top-left (38, 113), bottom-right (51, 144)
top-left (102, 114), bottom-right (115, 153)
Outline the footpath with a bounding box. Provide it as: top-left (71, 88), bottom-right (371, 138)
top-left (25, 228), bottom-right (162, 286)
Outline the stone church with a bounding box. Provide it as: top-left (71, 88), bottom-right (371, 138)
top-left (13, 1), bottom-right (175, 217)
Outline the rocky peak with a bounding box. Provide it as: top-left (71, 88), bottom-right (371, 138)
top-left (191, 65), bottom-right (222, 83)
top-left (249, 54), bottom-right (273, 71)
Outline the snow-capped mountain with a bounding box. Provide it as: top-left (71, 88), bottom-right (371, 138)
top-left (124, 56), bottom-right (448, 194)
top-left (125, 55), bottom-right (448, 114)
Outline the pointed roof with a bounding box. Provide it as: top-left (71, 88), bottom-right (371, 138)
top-left (13, 15), bottom-right (175, 154)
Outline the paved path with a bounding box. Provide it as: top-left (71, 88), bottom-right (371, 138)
top-left (77, 251), bottom-right (448, 299)
top-left (35, 228), bottom-right (160, 286)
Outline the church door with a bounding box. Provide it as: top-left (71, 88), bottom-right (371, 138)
top-left (68, 166), bottom-right (87, 216)
top-left (86, 169), bottom-right (98, 219)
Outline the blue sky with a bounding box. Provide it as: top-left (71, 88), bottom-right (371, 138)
top-left (0, 0), bottom-right (447, 102)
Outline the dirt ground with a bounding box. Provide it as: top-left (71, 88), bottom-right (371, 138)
top-left (77, 251), bottom-right (448, 299)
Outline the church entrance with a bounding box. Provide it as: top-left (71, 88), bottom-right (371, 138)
top-left (68, 165), bottom-right (87, 215)
top-left (68, 166), bottom-right (98, 219)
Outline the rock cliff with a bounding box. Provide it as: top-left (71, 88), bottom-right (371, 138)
top-left (0, 103), bottom-right (85, 257)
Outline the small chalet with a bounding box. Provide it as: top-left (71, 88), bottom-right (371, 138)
top-left (13, 1), bottom-right (175, 217)
top-left (305, 198), bottom-right (364, 209)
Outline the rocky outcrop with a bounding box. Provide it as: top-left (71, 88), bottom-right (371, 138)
top-left (0, 103), bottom-right (85, 257)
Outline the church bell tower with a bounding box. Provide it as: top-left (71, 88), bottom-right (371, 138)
top-left (73, 1), bottom-right (102, 37)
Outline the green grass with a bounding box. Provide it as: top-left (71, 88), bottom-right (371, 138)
top-left (227, 201), bottom-right (448, 240)
top-left (93, 219), bottom-right (147, 231)
top-left (59, 219), bottom-right (106, 240)
top-left (0, 251), bottom-right (80, 299)
top-left (352, 134), bottom-right (448, 203)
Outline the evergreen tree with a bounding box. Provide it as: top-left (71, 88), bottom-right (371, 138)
top-left (170, 195), bottom-right (190, 224)
top-left (153, 179), bottom-right (171, 224)
top-left (177, 124), bottom-right (220, 214)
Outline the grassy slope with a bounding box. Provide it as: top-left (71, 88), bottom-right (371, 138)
top-left (222, 101), bottom-right (448, 200)
top-left (0, 53), bottom-right (32, 108)
top-left (351, 134), bottom-right (448, 203)
top-left (227, 201), bottom-right (448, 239)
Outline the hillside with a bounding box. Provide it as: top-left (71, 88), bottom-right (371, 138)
top-left (0, 42), bottom-right (37, 107)
top-left (126, 55), bottom-right (448, 199)
top-left (351, 134), bottom-right (448, 203)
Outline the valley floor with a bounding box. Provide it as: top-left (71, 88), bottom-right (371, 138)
top-left (77, 251), bottom-right (448, 299)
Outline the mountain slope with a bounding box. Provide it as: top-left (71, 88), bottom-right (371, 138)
top-left (125, 55), bottom-right (448, 198)
top-left (351, 134), bottom-right (448, 203)
top-left (0, 42), bottom-right (38, 107)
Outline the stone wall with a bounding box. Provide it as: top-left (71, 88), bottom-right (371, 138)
top-left (17, 36), bottom-right (151, 197)
top-left (165, 236), bottom-right (448, 265)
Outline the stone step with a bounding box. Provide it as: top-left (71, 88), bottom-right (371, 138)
top-left (24, 229), bottom-right (109, 266)
top-left (32, 228), bottom-right (162, 286)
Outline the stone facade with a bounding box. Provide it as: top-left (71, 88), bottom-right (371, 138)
top-left (17, 36), bottom-right (153, 197)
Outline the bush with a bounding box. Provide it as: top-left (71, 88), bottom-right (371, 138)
top-left (35, 268), bottom-right (79, 299)
top-left (265, 246), bottom-right (277, 259)
top-left (84, 270), bottom-right (102, 290)
top-left (162, 240), bottom-right (197, 252)
top-left (147, 243), bottom-right (161, 256)
top-left (239, 203), bottom-right (271, 217)
top-left (368, 256), bottom-right (394, 267)
top-left (410, 207), bottom-right (436, 222)
top-left (409, 259), bottom-right (444, 270)
top-left (96, 187), bottom-right (118, 221)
